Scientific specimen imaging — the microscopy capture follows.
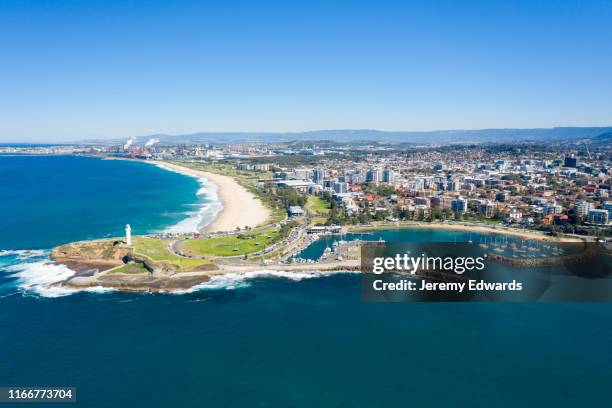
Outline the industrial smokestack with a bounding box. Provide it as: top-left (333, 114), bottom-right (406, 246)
top-left (144, 138), bottom-right (160, 147)
top-left (123, 138), bottom-right (135, 150)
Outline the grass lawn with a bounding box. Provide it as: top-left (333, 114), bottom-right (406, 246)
top-left (110, 263), bottom-right (148, 274)
top-left (132, 237), bottom-right (211, 270)
top-left (181, 226), bottom-right (281, 257)
top-left (310, 216), bottom-right (328, 226)
top-left (459, 217), bottom-right (502, 225)
top-left (306, 196), bottom-right (331, 215)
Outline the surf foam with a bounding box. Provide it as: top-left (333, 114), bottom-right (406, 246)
top-left (169, 269), bottom-right (360, 294)
top-left (2, 253), bottom-right (113, 298)
top-left (151, 162), bottom-right (223, 234)
top-left (0, 249), bottom-right (47, 259)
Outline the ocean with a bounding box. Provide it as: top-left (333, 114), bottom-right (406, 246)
top-left (0, 155), bottom-right (611, 407)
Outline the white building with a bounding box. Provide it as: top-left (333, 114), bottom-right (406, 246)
top-left (508, 208), bottom-right (523, 221)
top-left (574, 201), bottom-right (593, 218)
top-left (288, 206), bottom-right (305, 217)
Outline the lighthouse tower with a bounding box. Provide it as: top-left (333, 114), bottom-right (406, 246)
top-left (125, 224), bottom-right (132, 245)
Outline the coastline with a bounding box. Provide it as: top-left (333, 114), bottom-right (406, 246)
top-left (47, 220), bottom-right (584, 295)
top-left (349, 221), bottom-right (585, 242)
top-left (153, 161), bottom-right (271, 233)
top-left (15, 155), bottom-right (588, 296)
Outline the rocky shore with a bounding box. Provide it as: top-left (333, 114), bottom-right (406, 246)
top-left (50, 237), bottom-right (361, 293)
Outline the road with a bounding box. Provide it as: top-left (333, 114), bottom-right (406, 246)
top-left (166, 217), bottom-right (310, 262)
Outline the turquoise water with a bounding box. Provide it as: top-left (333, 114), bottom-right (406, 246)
top-left (0, 155), bottom-right (213, 249)
top-left (1, 155), bottom-right (611, 407)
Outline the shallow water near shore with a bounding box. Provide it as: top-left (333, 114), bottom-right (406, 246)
top-left (1, 155), bottom-right (611, 406)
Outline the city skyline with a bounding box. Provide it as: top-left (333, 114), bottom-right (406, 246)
top-left (1, 2), bottom-right (611, 406)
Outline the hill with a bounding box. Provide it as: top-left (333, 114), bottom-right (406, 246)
top-left (81, 126), bottom-right (612, 146)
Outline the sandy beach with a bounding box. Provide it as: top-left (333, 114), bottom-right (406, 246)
top-left (155, 161), bottom-right (271, 233)
top-left (350, 221), bottom-right (585, 242)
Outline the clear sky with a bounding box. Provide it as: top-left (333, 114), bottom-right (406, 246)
top-left (1, 0), bottom-right (611, 142)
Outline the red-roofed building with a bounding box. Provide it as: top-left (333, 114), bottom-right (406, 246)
top-left (542, 214), bottom-right (569, 225)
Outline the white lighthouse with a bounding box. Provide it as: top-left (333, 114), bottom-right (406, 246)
top-left (125, 224), bottom-right (132, 245)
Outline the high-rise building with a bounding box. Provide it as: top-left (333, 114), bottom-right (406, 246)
top-left (333, 182), bottom-right (349, 194)
top-left (382, 169), bottom-right (394, 183)
top-left (604, 201), bottom-right (612, 219)
top-left (495, 192), bottom-right (509, 202)
top-left (446, 180), bottom-right (459, 192)
top-left (588, 209), bottom-right (609, 225)
top-left (366, 168), bottom-right (382, 184)
top-left (313, 168), bottom-right (326, 184)
top-left (451, 198), bottom-right (468, 213)
top-left (564, 155), bottom-right (577, 168)
top-left (479, 201), bottom-right (496, 218)
top-left (411, 179), bottom-right (425, 190)
top-left (574, 201), bottom-right (593, 218)
top-left (349, 172), bottom-right (365, 184)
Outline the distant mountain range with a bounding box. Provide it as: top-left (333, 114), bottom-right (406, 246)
top-left (591, 131), bottom-right (612, 146)
top-left (82, 126), bottom-right (612, 146)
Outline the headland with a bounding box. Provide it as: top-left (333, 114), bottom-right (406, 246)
top-left (47, 159), bottom-right (588, 294)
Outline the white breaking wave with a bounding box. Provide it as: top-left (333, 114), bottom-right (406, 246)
top-left (169, 269), bottom-right (360, 294)
top-left (2, 253), bottom-right (355, 297)
top-left (152, 162), bottom-right (223, 234)
top-left (6, 260), bottom-right (75, 297)
top-left (0, 249), bottom-right (48, 260)
top-left (4, 259), bottom-right (113, 298)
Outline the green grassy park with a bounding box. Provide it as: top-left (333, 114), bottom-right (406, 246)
top-left (305, 195), bottom-right (331, 215)
top-left (131, 237), bottom-right (211, 270)
top-left (181, 226), bottom-right (282, 257)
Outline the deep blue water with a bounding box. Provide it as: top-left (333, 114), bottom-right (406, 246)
top-left (1, 155), bottom-right (611, 407)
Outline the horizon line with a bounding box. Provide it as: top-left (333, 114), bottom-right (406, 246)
top-left (2, 124), bottom-right (612, 144)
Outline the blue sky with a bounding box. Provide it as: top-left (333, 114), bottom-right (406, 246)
top-left (1, 0), bottom-right (611, 141)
